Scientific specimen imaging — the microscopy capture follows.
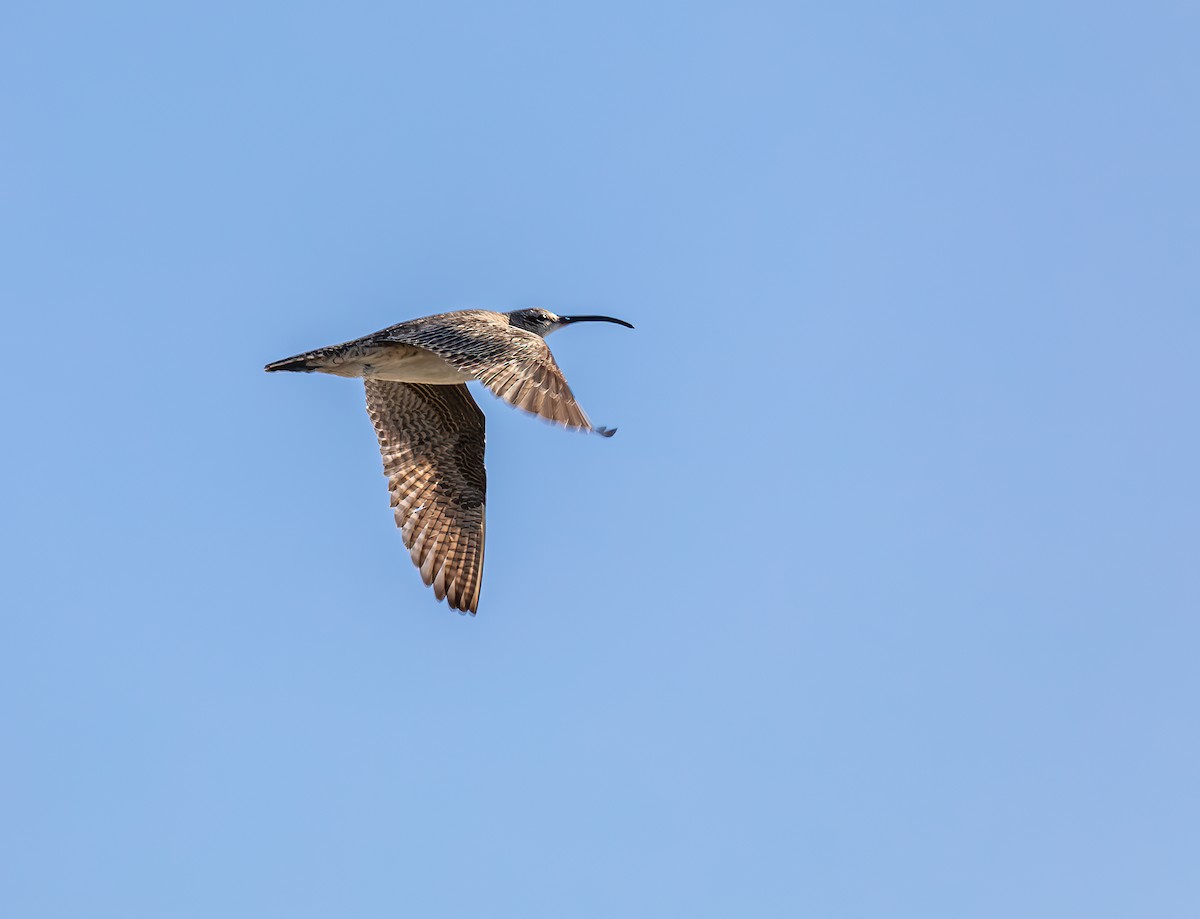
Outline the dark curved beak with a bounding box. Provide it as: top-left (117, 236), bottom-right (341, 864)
top-left (558, 314), bottom-right (635, 329)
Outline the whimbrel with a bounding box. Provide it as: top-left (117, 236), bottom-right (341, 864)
top-left (265, 308), bottom-right (633, 615)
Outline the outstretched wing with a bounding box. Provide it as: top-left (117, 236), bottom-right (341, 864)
top-left (363, 380), bottom-right (487, 615)
top-left (382, 312), bottom-right (597, 432)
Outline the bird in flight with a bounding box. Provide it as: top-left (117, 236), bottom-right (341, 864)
top-left (265, 307), bottom-right (633, 615)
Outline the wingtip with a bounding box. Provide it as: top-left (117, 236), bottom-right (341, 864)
top-left (593, 426), bottom-right (618, 438)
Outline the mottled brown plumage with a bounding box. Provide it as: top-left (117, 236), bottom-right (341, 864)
top-left (365, 381), bottom-right (486, 613)
top-left (265, 307), bottom-right (632, 615)
top-left (380, 311), bottom-right (600, 432)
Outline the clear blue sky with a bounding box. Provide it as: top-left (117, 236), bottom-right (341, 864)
top-left (2, 2), bottom-right (1197, 916)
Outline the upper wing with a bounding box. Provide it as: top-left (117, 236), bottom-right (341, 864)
top-left (382, 313), bottom-right (598, 432)
top-left (364, 380), bottom-right (487, 615)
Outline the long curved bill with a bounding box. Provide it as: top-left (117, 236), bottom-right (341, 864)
top-left (558, 314), bottom-right (635, 329)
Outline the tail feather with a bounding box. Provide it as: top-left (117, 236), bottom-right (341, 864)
top-left (264, 354), bottom-right (316, 373)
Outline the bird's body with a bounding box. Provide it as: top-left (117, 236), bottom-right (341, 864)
top-left (301, 341), bottom-right (474, 384)
top-left (265, 307), bottom-right (632, 615)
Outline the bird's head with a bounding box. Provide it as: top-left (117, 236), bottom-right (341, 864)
top-left (506, 307), bottom-right (634, 338)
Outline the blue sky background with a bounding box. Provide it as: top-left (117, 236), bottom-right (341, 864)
top-left (2, 2), bottom-right (1197, 916)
